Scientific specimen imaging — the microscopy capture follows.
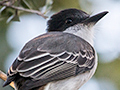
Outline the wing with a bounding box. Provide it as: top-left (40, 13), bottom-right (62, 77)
top-left (5, 32), bottom-right (96, 90)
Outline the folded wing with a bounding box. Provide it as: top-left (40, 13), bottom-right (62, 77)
top-left (5, 32), bottom-right (95, 90)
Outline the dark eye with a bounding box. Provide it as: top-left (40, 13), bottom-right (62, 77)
top-left (65, 19), bottom-right (73, 24)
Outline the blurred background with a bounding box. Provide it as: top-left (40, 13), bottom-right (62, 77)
top-left (0, 0), bottom-right (120, 90)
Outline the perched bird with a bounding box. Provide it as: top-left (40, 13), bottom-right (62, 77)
top-left (3, 8), bottom-right (108, 90)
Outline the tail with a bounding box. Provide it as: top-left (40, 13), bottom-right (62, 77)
top-left (3, 74), bottom-right (44, 90)
top-left (3, 75), bottom-right (16, 87)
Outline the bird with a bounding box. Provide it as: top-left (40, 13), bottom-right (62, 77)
top-left (3, 8), bottom-right (108, 90)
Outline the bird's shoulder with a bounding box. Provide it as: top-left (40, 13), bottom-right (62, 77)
top-left (20, 31), bottom-right (93, 57)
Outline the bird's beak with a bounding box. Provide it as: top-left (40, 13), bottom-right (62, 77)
top-left (83, 11), bottom-right (108, 26)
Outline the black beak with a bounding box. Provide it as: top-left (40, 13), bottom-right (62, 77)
top-left (83, 11), bottom-right (108, 25)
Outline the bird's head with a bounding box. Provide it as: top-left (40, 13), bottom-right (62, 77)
top-left (47, 8), bottom-right (108, 45)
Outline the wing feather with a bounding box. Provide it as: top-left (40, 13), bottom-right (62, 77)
top-left (6, 32), bottom-right (96, 89)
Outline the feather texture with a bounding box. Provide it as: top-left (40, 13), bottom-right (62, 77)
top-left (4, 32), bottom-right (95, 90)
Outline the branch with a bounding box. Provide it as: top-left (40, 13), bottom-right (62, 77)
top-left (0, 1), bottom-right (48, 19)
top-left (0, 70), bottom-right (15, 89)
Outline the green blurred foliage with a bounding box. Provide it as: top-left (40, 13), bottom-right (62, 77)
top-left (95, 58), bottom-right (120, 90)
top-left (0, 21), bottom-right (11, 71)
top-left (0, 0), bottom-right (81, 22)
top-left (0, 20), bottom-right (12, 90)
top-left (53, 0), bottom-right (81, 10)
top-left (21, 0), bottom-right (45, 9)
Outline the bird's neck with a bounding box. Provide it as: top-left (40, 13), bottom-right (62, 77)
top-left (64, 24), bottom-right (94, 46)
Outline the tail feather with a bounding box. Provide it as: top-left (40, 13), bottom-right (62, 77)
top-left (3, 74), bottom-right (44, 90)
top-left (3, 76), bottom-right (15, 87)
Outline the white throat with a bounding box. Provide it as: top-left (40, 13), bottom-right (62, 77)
top-left (64, 24), bottom-right (94, 46)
